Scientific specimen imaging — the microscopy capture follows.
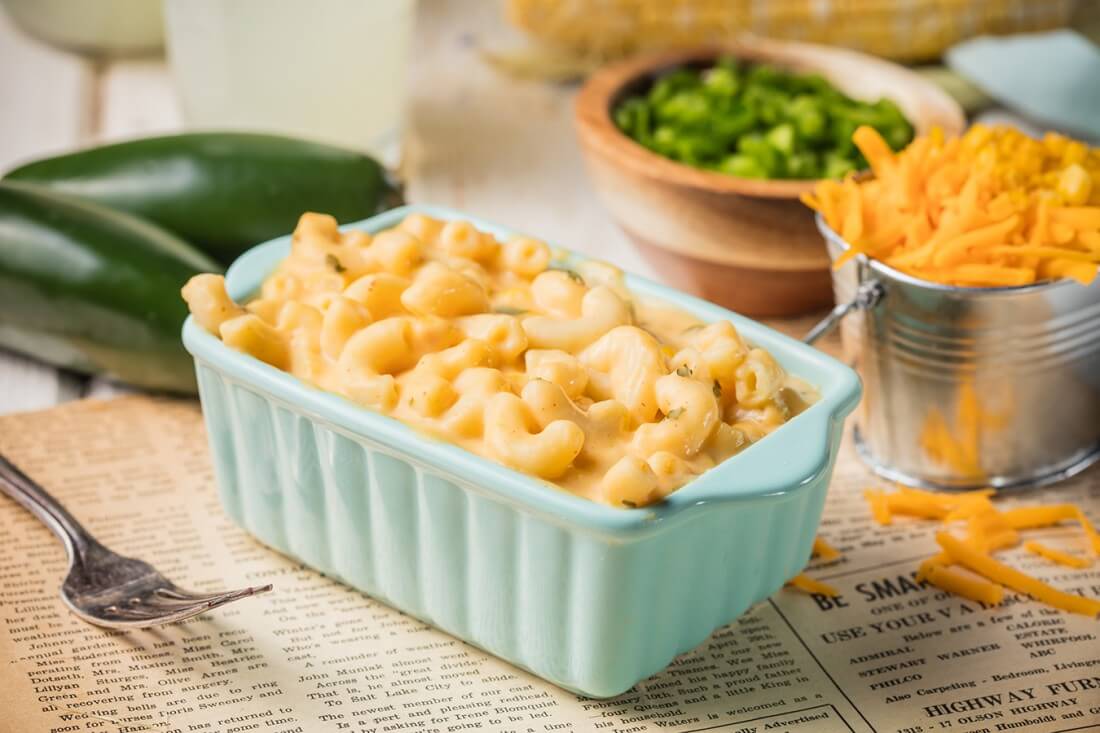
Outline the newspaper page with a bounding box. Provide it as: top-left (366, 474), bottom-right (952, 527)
top-left (0, 396), bottom-right (1097, 733)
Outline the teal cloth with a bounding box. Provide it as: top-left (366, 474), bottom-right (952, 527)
top-left (947, 30), bottom-right (1100, 140)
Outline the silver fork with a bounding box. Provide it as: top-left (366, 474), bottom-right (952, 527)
top-left (0, 452), bottom-right (271, 628)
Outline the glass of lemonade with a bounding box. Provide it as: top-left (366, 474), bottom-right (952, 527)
top-left (164, 0), bottom-right (415, 165)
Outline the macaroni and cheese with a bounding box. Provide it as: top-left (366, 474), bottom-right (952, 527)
top-left (182, 213), bottom-right (816, 508)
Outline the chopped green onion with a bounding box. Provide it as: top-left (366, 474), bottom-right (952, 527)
top-left (325, 254), bottom-right (346, 273)
top-left (493, 306), bottom-right (528, 315)
top-left (613, 59), bottom-right (913, 180)
top-left (548, 265), bottom-right (585, 284)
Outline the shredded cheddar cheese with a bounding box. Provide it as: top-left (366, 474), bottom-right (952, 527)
top-left (1023, 541), bottom-right (1093, 569)
top-left (937, 532), bottom-right (1100, 617)
top-left (1002, 505), bottom-right (1100, 553)
top-left (785, 536), bottom-right (843, 598)
top-left (915, 553), bottom-right (950, 582)
top-left (1000, 504), bottom-right (1079, 529)
top-left (796, 487), bottom-right (1098, 615)
top-left (866, 485), bottom-right (997, 524)
top-left (943, 495), bottom-right (997, 522)
top-left (803, 125), bottom-right (1100, 287)
top-left (924, 564), bottom-right (1005, 606)
top-left (965, 512), bottom-right (1019, 553)
top-left (787, 573), bottom-right (839, 598)
top-left (863, 488), bottom-right (892, 525)
top-left (880, 491), bottom-right (954, 520)
top-left (861, 484), bottom-right (1100, 617)
top-left (1078, 509), bottom-right (1100, 554)
top-left (812, 536), bottom-right (841, 562)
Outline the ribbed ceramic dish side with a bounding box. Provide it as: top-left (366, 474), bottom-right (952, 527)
top-left (183, 204), bottom-right (860, 698)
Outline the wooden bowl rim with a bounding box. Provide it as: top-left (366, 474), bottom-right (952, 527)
top-left (574, 39), bottom-right (967, 200)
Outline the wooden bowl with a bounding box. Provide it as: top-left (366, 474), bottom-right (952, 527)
top-left (574, 38), bottom-right (966, 317)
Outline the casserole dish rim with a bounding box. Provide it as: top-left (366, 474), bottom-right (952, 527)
top-left (182, 204), bottom-right (860, 537)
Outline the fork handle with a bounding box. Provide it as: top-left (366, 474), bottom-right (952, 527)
top-left (0, 452), bottom-right (97, 561)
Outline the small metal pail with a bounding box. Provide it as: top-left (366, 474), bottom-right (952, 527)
top-left (808, 216), bottom-right (1100, 490)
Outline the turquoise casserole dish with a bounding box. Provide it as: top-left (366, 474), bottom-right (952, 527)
top-left (182, 204), bottom-right (861, 698)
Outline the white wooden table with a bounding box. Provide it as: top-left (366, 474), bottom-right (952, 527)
top-left (0, 1), bottom-right (835, 415)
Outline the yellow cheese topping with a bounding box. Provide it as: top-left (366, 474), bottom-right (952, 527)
top-left (804, 125), bottom-right (1100, 287)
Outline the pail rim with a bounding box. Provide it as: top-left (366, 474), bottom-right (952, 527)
top-left (814, 214), bottom-right (1084, 297)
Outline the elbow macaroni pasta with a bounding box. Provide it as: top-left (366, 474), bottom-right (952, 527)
top-left (183, 213), bottom-right (817, 508)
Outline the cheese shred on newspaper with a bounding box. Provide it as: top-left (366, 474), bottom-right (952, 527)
top-left (812, 536), bottom-right (841, 561)
top-left (861, 484), bottom-right (1100, 617)
top-left (787, 573), bottom-right (839, 598)
top-left (784, 536), bottom-right (843, 598)
top-left (1023, 540), bottom-right (1093, 569)
top-left (923, 564), bottom-right (1004, 606)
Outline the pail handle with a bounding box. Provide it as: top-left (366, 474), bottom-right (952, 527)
top-left (803, 279), bottom-right (885, 345)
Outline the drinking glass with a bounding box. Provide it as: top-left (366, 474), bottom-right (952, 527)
top-left (164, 0), bottom-right (415, 164)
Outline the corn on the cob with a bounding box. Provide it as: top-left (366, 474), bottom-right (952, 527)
top-left (506, 0), bottom-right (1078, 64)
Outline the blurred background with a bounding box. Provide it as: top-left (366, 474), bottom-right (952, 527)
top-left (1, 0), bottom-right (1099, 410)
top-left (4, 1), bottom-right (1098, 239)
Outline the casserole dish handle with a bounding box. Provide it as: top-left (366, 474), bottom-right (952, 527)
top-left (676, 399), bottom-right (854, 508)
